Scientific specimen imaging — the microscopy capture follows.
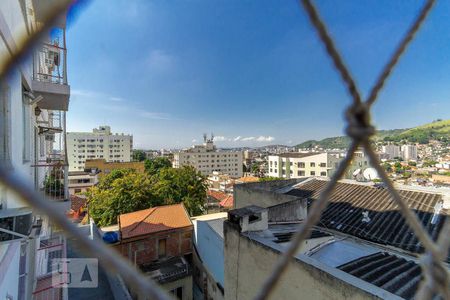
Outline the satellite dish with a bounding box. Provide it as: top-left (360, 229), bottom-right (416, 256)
top-left (363, 168), bottom-right (380, 181)
top-left (352, 169), bottom-right (362, 176)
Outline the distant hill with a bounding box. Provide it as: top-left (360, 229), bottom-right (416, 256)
top-left (296, 119), bottom-right (450, 149)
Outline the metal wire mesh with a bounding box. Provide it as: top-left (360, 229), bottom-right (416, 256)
top-left (0, 1), bottom-right (448, 300)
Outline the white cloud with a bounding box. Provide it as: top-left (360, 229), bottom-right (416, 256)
top-left (211, 135), bottom-right (276, 143)
top-left (192, 139), bottom-right (197, 143)
top-left (256, 136), bottom-right (275, 142)
top-left (139, 111), bottom-right (172, 120)
top-left (213, 136), bottom-right (228, 142)
top-left (72, 89), bottom-right (126, 103)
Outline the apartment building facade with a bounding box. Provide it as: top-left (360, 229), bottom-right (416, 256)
top-left (67, 125), bottom-right (133, 171)
top-left (381, 144), bottom-right (418, 161)
top-left (267, 152), bottom-right (341, 179)
top-left (0, 2), bottom-right (71, 299)
top-left (173, 136), bottom-right (243, 178)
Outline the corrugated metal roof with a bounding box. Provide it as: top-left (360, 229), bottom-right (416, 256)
top-left (337, 252), bottom-right (429, 300)
top-left (286, 179), bottom-right (449, 259)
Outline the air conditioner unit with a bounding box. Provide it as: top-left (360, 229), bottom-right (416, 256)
top-left (0, 207), bottom-right (33, 242)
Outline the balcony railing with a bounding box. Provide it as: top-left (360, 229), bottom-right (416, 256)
top-left (33, 42), bottom-right (67, 85)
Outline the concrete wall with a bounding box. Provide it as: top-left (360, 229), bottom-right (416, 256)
top-left (116, 227), bottom-right (193, 266)
top-left (224, 221), bottom-right (385, 300)
top-left (161, 275), bottom-right (193, 300)
top-left (233, 179), bottom-right (303, 209)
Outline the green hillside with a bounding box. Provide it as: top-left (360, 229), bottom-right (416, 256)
top-left (296, 119), bottom-right (450, 149)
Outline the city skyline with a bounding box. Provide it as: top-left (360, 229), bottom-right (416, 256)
top-left (67, 0), bottom-right (450, 149)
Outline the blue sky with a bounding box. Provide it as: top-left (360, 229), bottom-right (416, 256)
top-left (66, 0), bottom-right (450, 149)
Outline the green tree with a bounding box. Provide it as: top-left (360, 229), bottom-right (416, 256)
top-left (152, 166), bottom-right (207, 216)
top-left (86, 170), bottom-right (162, 227)
top-left (132, 150), bottom-right (146, 162)
top-left (383, 163), bottom-right (392, 173)
top-left (45, 175), bottom-right (64, 196)
top-left (144, 157), bottom-right (172, 175)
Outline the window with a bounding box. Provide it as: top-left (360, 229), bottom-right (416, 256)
top-left (320, 172), bottom-right (327, 176)
top-left (0, 81), bottom-right (11, 167)
top-left (298, 162), bottom-right (305, 168)
top-left (22, 92), bottom-right (31, 162)
top-left (297, 170), bottom-right (305, 176)
top-left (74, 189), bottom-right (82, 193)
top-left (310, 162), bottom-right (315, 167)
top-left (282, 161), bottom-right (286, 167)
top-left (170, 287), bottom-right (183, 300)
top-left (320, 163), bottom-right (326, 167)
top-left (310, 171), bottom-right (316, 176)
top-left (158, 239), bottom-right (166, 258)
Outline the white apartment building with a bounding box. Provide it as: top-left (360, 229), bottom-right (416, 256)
top-left (381, 144), bottom-right (418, 161)
top-left (267, 152), bottom-right (341, 179)
top-left (268, 150), bottom-right (371, 180)
top-left (0, 2), bottom-right (71, 299)
top-left (401, 144), bottom-right (418, 161)
top-left (173, 136), bottom-right (243, 177)
top-left (381, 144), bottom-right (401, 159)
top-left (67, 125), bottom-right (133, 171)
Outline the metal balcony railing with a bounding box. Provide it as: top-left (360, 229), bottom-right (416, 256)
top-left (33, 42), bottom-right (67, 85)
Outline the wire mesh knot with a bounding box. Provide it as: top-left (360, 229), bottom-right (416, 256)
top-left (345, 102), bottom-right (375, 141)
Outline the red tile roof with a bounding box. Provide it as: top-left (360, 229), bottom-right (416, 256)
top-left (119, 203), bottom-right (192, 240)
top-left (70, 194), bottom-right (86, 212)
top-left (207, 190), bottom-right (229, 202)
top-left (219, 195), bottom-right (234, 208)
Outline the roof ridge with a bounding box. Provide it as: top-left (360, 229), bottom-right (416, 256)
top-left (128, 207), bottom-right (157, 234)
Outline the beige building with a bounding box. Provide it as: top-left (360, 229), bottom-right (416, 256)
top-left (173, 135), bottom-right (243, 178)
top-left (267, 152), bottom-right (341, 178)
top-left (67, 125), bottom-right (133, 171)
top-left (225, 178), bottom-right (450, 300)
top-left (68, 171), bottom-right (99, 194)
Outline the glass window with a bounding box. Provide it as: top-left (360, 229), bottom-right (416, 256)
top-left (310, 171), bottom-right (316, 176)
top-left (310, 162), bottom-right (315, 167)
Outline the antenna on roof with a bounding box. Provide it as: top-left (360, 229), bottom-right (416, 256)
top-left (203, 133), bottom-right (207, 143)
top-left (211, 132), bottom-right (214, 141)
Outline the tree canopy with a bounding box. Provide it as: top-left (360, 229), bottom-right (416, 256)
top-left (86, 166), bottom-right (207, 226)
top-left (144, 157), bottom-right (172, 175)
top-left (132, 150), bottom-right (146, 162)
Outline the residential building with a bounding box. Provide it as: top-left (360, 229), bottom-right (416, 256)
top-left (381, 144), bottom-right (401, 159)
top-left (116, 204), bottom-right (193, 300)
top-left (84, 158), bottom-right (145, 178)
top-left (67, 170), bottom-right (99, 194)
top-left (207, 172), bottom-right (234, 193)
top-left (191, 213), bottom-right (227, 300)
top-left (0, 2), bottom-right (71, 299)
top-left (226, 178), bottom-right (450, 300)
top-left (267, 152), bottom-right (341, 179)
top-left (173, 135), bottom-right (243, 177)
top-left (67, 126), bottom-right (133, 171)
top-left (401, 144), bottom-right (418, 161)
top-left (207, 190), bottom-right (234, 213)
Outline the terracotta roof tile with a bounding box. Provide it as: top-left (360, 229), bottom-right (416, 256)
top-left (119, 203), bottom-right (192, 239)
top-left (207, 190), bottom-right (229, 202)
top-left (219, 195), bottom-right (234, 208)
